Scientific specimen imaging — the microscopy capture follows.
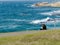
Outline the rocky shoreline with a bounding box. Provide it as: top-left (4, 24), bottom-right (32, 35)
top-left (32, 2), bottom-right (60, 7)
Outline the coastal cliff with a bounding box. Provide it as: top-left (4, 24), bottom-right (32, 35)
top-left (32, 2), bottom-right (60, 7)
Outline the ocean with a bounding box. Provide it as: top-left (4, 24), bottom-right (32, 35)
top-left (0, 1), bottom-right (60, 32)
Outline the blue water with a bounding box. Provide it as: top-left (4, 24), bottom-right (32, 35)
top-left (0, 1), bottom-right (60, 32)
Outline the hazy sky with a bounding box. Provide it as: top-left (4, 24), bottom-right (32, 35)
top-left (0, 0), bottom-right (60, 2)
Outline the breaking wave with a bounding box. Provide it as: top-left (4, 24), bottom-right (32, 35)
top-left (30, 17), bottom-right (60, 24)
top-left (40, 10), bottom-right (60, 16)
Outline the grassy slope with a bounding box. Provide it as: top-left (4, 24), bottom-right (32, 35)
top-left (0, 30), bottom-right (60, 45)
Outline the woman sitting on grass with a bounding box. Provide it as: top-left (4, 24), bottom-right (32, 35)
top-left (40, 24), bottom-right (47, 30)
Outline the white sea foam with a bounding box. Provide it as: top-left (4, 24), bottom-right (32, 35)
top-left (26, 4), bottom-right (34, 7)
top-left (40, 10), bottom-right (60, 16)
top-left (30, 17), bottom-right (50, 24)
top-left (7, 25), bottom-right (19, 29)
top-left (0, 25), bottom-right (20, 29)
top-left (4, 19), bottom-right (27, 22)
top-left (30, 20), bottom-right (41, 24)
top-left (30, 17), bottom-right (60, 24)
top-left (30, 4), bottom-right (39, 7)
top-left (31, 5), bottom-right (36, 7)
top-left (40, 12), bottom-right (53, 16)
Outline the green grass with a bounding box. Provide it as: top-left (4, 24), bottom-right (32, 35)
top-left (0, 30), bottom-right (60, 45)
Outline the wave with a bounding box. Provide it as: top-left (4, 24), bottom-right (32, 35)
top-left (0, 19), bottom-right (30, 22)
top-left (31, 4), bottom-right (36, 7)
top-left (30, 17), bottom-right (60, 24)
top-left (30, 17), bottom-right (52, 24)
top-left (25, 3), bottom-right (34, 7)
top-left (0, 25), bottom-right (20, 29)
top-left (40, 10), bottom-right (60, 16)
top-left (6, 19), bottom-right (26, 21)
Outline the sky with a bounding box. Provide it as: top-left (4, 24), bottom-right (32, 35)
top-left (0, 0), bottom-right (60, 2)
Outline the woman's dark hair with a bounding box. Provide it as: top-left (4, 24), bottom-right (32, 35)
top-left (42, 24), bottom-right (47, 30)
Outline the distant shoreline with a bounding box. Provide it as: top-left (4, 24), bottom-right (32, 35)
top-left (32, 2), bottom-right (60, 7)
